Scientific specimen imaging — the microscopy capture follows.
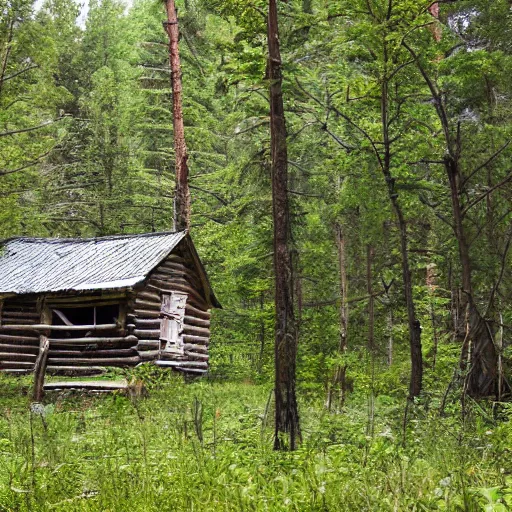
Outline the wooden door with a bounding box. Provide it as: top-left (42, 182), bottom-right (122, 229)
top-left (160, 292), bottom-right (187, 354)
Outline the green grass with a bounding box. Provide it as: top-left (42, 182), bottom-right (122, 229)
top-left (0, 373), bottom-right (511, 511)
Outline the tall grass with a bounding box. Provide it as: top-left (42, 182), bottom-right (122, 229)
top-left (0, 374), bottom-right (510, 511)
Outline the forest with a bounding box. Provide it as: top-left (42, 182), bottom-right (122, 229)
top-left (0, 0), bottom-right (512, 510)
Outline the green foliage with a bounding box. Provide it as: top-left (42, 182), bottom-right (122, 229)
top-left (0, 376), bottom-right (511, 510)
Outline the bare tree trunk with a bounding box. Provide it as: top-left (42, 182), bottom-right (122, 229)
top-left (327, 222), bottom-right (349, 411)
top-left (403, 41), bottom-right (504, 398)
top-left (367, 244), bottom-right (375, 352)
top-left (164, 0), bottom-right (191, 232)
top-left (427, 264), bottom-right (439, 370)
top-left (387, 309), bottom-right (393, 366)
top-left (336, 223), bottom-right (349, 407)
top-left (268, 0), bottom-right (300, 451)
top-left (380, 51), bottom-right (422, 398)
top-left (258, 292), bottom-right (265, 374)
top-left (446, 156), bottom-right (499, 397)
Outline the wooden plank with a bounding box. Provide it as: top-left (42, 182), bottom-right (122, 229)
top-left (0, 343), bottom-right (40, 354)
top-left (48, 356), bottom-right (140, 366)
top-left (184, 351), bottom-right (209, 361)
top-left (32, 306), bottom-right (51, 402)
top-left (2, 319), bottom-right (37, 325)
top-left (136, 291), bottom-right (160, 302)
top-left (185, 304), bottom-right (210, 319)
top-left (162, 255), bottom-right (186, 263)
top-left (137, 340), bottom-right (160, 350)
top-left (134, 318), bottom-right (160, 327)
top-left (46, 366), bottom-right (106, 375)
top-left (130, 309), bottom-right (160, 319)
top-left (160, 260), bottom-right (187, 269)
top-left (48, 334), bottom-right (138, 345)
top-left (182, 334), bottom-right (209, 344)
top-left (44, 380), bottom-right (128, 391)
top-left (1, 311), bottom-right (39, 318)
top-left (152, 267), bottom-right (181, 277)
top-left (0, 352), bottom-right (37, 361)
top-left (48, 348), bottom-right (138, 357)
top-left (1, 361), bottom-right (34, 369)
top-left (139, 350), bottom-right (160, 361)
top-left (0, 323), bottom-right (118, 332)
top-left (46, 294), bottom-right (127, 304)
top-left (174, 367), bottom-right (207, 374)
top-left (155, 360), bottom-right (208, 368)
top-left (184, 315), bottom-right (210, 328)
top-left (133, 299), bottom-right (160, 311)
top-left (182, 324), bottom-right (210, 337)
top-left (183, 343), bottom-right (208, 354)
top-left (133, 329), bottom-right (160, 339)
top-left (0, 334), bottom-right (38, 343)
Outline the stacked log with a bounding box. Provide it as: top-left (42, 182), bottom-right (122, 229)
top-left (0, 299), bottom-right (39, 372)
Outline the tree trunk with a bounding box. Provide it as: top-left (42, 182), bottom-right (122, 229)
top-left (367, 244), bottom-right (374, 352)
top-left (381, 63), bottom-right (422, 398)
top-left (32, 306), bottom-right (51, 402)
top-left (428, 2), bottom-right (441, 42)
top-left (327, 222), bottom-right (349, 411)
top-left (403, 41), bottom-right (503, 399)
top-left (164, 0), bottom-right (191, 232)
top-left (446, 156), bottom-right (500, 397)
top-left (258, 292), bottom-right (265, 374)
top-left (336, 223), bottom-right (349, 407)
top-left (268, 0), bottom-right (300, 451)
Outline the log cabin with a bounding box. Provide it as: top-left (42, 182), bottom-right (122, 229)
top-left (0, 231), bottom-right (220, 386)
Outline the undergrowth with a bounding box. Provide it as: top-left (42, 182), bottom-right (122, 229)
top-left (0, 373), bottom-right (510, 511)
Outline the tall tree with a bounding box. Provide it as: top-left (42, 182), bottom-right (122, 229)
top-left (164, 0), bottom-right (191, 232)
top-left (402, 1), bottom-right (512, 397)
top-left (268, 0), bottom-right (300, 451)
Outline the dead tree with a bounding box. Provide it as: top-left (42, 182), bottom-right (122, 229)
top-left (164, 0), bottom-right (191, 232)
top-left (268, 0), bottom-right (300, 451)
top-left (403, 39), bottom-right (507, 398)
top-left (326, 221), bottom-right (349, 411)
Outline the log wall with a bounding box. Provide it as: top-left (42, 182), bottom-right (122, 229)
top-left (0, 298), bottom-right (40, 372)
top-left (0, 295), bottom-right (139, 374)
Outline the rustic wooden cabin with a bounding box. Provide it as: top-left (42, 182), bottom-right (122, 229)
top-left (0, 231), bottom-right (220, 391)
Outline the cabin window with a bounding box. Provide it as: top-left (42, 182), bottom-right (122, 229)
top-left (160, 292), bottom-right (187, 354)
top-left (50, 304), bottom-right (122, 339)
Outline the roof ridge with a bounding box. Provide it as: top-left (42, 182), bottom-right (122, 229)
top-left (1, 230), bottom-right (186, 245)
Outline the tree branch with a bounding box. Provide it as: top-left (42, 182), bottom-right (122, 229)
top-left (462, 171), bottom-right (512, 217)
top-left (0, 118), bottom-right (63, 138)
top-left (485, 230), bottom-right (512, 317)
top-left (295, 78), bottom-right (383, 169)
top-left (2, 64), bottom-right (38, 83)
top-left (189, 184), bottom-right (228, 205)
top-left (0, 149), bottom-right (52, 176)
top-left (461, 140), bottom-right (511, 189)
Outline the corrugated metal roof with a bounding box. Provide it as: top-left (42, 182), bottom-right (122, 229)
top-left (0, 231), bottom-right (186, 295)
